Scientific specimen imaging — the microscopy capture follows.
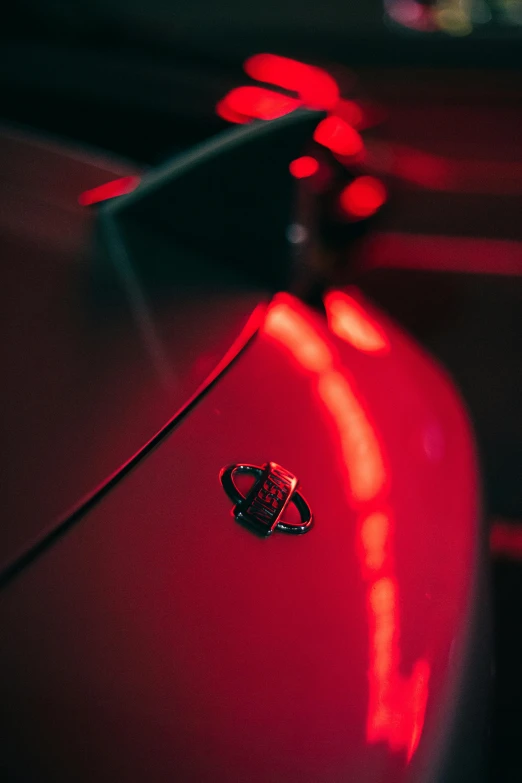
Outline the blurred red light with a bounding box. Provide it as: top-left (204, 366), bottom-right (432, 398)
top-left (215, 98), bottom-right (251, 125)
top-left (313, 116), bottom-right (363, 157)
top-left (367, 142), bottom-right (522, 195)
top-left (333, 99), bottom-right (364, 129)
top-left (78, 176), bottom-right (140, 206)
top-left (363, 233), bottom-right (522, 276)
top-left (340, 176), bottom-right (387, 219)
top-left (491, 520), bottom-right (522, 560)
top-left (244, 53), bottom-right (339, 111)
top-left (289, 156), bottom-right (319, 179)
top-left (392, 146), bottom-right (452, 190)
top-left (220, 86), bottom-right (301, 122)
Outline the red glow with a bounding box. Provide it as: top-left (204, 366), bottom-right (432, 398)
top-left (361, 511), bottom-right (431, 761)
top-left (317, 371), bottom-right (386, 504)
top-left (289, 156), bottom-right (319, 179)
top-left (244, 53), bottom-right (339, 111)
top-left (313, 116), bottom-right (363, 157)
top-left (333, 98), bottom-right (365, 129)
top-left (324, 290), bottom-right (390, 355)
top-left (215, 98), bottom-right (251, 125)
top-left (360, 511), bottom-right (390, 572)
top-left (263, 296), bottom-right (386, 506)
top-left (217, 86), bottom-right (301, 123)
top-left (340, 176), bottom-right (387, 219)
top-left (264, 293), bottom-right (429, 759)
top-left (366, 144), bottom-right (452, 190)
top-left (361, 233), bottom-right (522, 277)
top-left (391, 146), bottom-right (451, 190)
top-left (78, 176), bottom-right (140, 206)
top-left (490, 520), bottom-right (522, 560)
top-left (366, 142), bottom-right (522, 195)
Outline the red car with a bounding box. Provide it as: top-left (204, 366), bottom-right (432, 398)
top-left (2, 4), bottom-right (520, 780)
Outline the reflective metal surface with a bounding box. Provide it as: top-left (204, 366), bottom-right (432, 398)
top-left (220, 462), bottom-right (313, 535)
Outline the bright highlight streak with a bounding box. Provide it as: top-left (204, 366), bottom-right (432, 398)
top-left (263, 293), bottom-right (430, 761)
top-left (264, 304), bottom-right (333, 373)
top-left (78, 176), bottom-right (140, 206)
top-left (317, 371), bottom-right (387, 504)
top-left (325, 290), bottom-right (390, 355)
top-left (360, 511), bottom-right (390, 571)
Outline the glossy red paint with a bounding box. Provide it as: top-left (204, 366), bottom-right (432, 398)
top-left (78, 175), bottom-right (140, 206)
top-left (313, 116), bottom-right (364, 157)
top-left (360, 503), bottom-right (431, 762)
top-left (324, 289), bottom-right (390, 355)
top-left (0, 290), bottom-right (478, 782)
top-left (244, 53), bottom-right (340, 111)
top-left (289, 155), bottom-right (320, 179)
top-left (265, 295), bottom-right (435, 760)
top-left (339, 176), bottom-right (387, 219)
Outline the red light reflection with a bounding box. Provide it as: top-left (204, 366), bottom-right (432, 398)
top-left (78, 176), bottom-right (140, 206)
top-left (317, 371), bottom-right (386, 504)
top-left (289, 156), bottom-right (319, 179)
top-left (263, 294), bottom-right (429, 762)
top-left (340, 176), bottom-right (387, 219)
top-left (244, 53), bottom-right (340, 111)
top-left (361, 512), bottom-right (430, 761)
top-left (324, 290), bottom-right (390, 355)
top-left (361, 233), bottom-right (522, 277)
top-left (360, 510), bottom-right (390, 573)
top-left (264, 302), bottom-right (333, 373)
top-left (313, 116), bottom-right (363, 158)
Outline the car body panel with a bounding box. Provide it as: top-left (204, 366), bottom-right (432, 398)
top-left (0, 292), bottom-right (478, 782)
top-left (0, 126), bottom-right (267, 571)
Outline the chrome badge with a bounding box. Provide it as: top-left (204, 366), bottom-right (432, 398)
top-left (220, 462), bottom-right (313, 537)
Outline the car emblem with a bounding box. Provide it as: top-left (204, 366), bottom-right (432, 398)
top-left (220, 462), bottom-right (313, 537)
